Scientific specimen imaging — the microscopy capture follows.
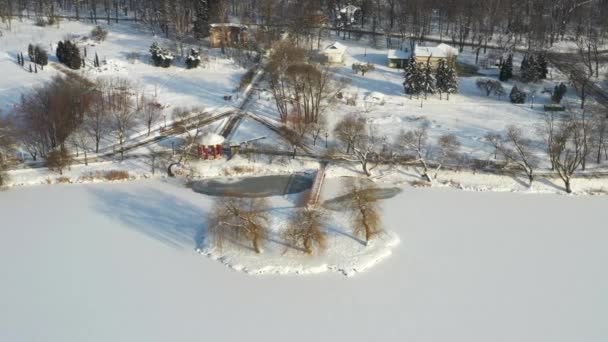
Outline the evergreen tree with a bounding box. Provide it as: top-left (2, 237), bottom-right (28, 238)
top-left (509, 86), bottom-right (527, 103)
top-left (421, 60), bottom-right (436, 99)
top-left (61, 40), bottom-right (82, 70)
top-left (499, 54), bottom-right (513, 82)
top-left (403, 57), bottom-right (422, 98)
top-left (56, 41), bottom-right (65, 63)
top-left (28, 44), bottom-right (34, 61)
top-left (552, 82), bottom-right (568, 103)
top-left (186, 48), bottom-right (201, 69)
top-left (537, 53), bottom-right (548, 79)
top-left (521, 54), bottom-right (540, 83)
top-left (436, 59), bottom-right (458, 100)
top-left (444, 64), bottom-right (458, 100)
top-left (33, 45), bottom-right (48, 66)
top-left (149, 42), bottom-right (174, 68)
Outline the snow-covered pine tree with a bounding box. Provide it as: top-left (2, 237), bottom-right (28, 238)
top-left (521, 54), bottom-right (540, 83)
top-left (443, 63), bottom-right (458, 100)
top-left (422, 59), bottom-right (436, 99)
top-left (499, 54), bottom-right (513, 82)
top-left (403, 57), bottom-right (422, 98)
top-left (186, 48), bottom-right (201, 69)
top-left (436, 59), bottom-right (447, 100)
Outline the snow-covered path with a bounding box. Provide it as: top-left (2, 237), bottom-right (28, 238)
top-left (0, 180), bottom-right (606, 342)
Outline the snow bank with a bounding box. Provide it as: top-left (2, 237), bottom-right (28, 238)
top-left (197, 231), bottom-right (400, 277)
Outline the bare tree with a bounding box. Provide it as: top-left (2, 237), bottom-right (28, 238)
top-left (349, 125), bottom-right (386, 177)
top-left (548, 115), bottom-right (589, 193)
top-left (207, 196), bottom-right (270, 254)
top-left (485, 125), bottom-right (539, 185)
top-left (333, 114), bottom-right (366, 154)
top-left (140, 96), bottom-right (163, 136)
top-left (46, 146), bottom-right (73, 175)
top-left (70, 127), bottom-right (92, 166)
top-left (0, 115), bottom-right (15, 186)
top-left (282, 208), bottom-right (327, 255)
top-left (341, 179), bottom-right (384, 246)
top-left (591, 108), bottom-right (608, 164)
top-left (167, 110), bottom-right (208, 177)
top-left (396, 119), bottom-right (432, 182)
top-left (85, 89), bottom-right (112, 154)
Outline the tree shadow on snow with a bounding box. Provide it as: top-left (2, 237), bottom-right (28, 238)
top-left (88, 186), bottom-right (207, 250)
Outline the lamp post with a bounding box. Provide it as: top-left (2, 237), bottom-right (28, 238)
top-left (531, 95), bottom-right (535, 109)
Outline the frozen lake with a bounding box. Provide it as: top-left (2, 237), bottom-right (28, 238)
top-left (0, 180), bottom-right (606, 342)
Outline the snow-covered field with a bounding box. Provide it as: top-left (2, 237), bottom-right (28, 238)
top-left (0, 19), bottom-right (247, 118)
top-left (0, 179), bottom-right (607, 342)
top-left (249, 35), bottom-right (584, 161)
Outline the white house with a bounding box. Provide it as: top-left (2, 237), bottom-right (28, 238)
top-left (387, 49), bottom-right (411, 68)
top-left (322, 42), bottom-right (347, 64)
top-left (387, 43), bottom-right (458, 69)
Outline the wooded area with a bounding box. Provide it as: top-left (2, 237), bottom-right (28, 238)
top-left (1, 0), bottom-right (608, 52)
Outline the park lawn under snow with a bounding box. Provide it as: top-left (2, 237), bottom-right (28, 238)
top-left (0, 179), bottom-right (607, 341)
top-left (0, 19), bottom-right (247, 119)
top-left (248, 34), bottom-right (584, 162)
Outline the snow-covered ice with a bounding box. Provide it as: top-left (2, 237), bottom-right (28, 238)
top-left (1, 179), bottom-right (607, 342)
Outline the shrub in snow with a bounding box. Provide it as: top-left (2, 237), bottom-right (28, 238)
top-left (149, 42), bottom-right (174, 68)
top-left (352, 62), bottom-right (375, 76)
top-left (56, 40), bottom-right (82, 70)
top-left (91, 26), bottom-right (108, 42)
top-left (509, 86), bottom-right (527, 104)
top-left (552, 82), bottom-right (568, 104)
top-left (46, 147), bottom-right (73, 175)
top-left (476, 78), bottom-right (505, 98)
top-left (185, 48), bottom-right (201, 69)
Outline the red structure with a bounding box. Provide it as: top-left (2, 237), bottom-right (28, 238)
top-left (197, 144), bottom-right (224, 160)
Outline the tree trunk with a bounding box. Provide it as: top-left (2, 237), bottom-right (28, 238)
top-left (564, 178), bottom-right (572, 194)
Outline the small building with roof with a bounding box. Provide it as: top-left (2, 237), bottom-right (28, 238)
top-left (322, 42), bottom-right (347, 64)
top-left (387, 48), bottom-right (412, 68)
top-left (387, 43), bottom-right (458, 69)
top-left (209, 23), bottom-right (248, 48)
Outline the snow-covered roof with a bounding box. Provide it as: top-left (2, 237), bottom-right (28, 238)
top-left (209, 23), bottom-right (247, 30)
top-left (324, 42), bottom-right (347, 54)
top-left (340, 4), bottom-right (361, 14)
top-left (414, 43), bottom-right (458, 58)
top-left (198, 133), bottom-right (225, 146)
top-left (388, 49), bottom-right (411, 59)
